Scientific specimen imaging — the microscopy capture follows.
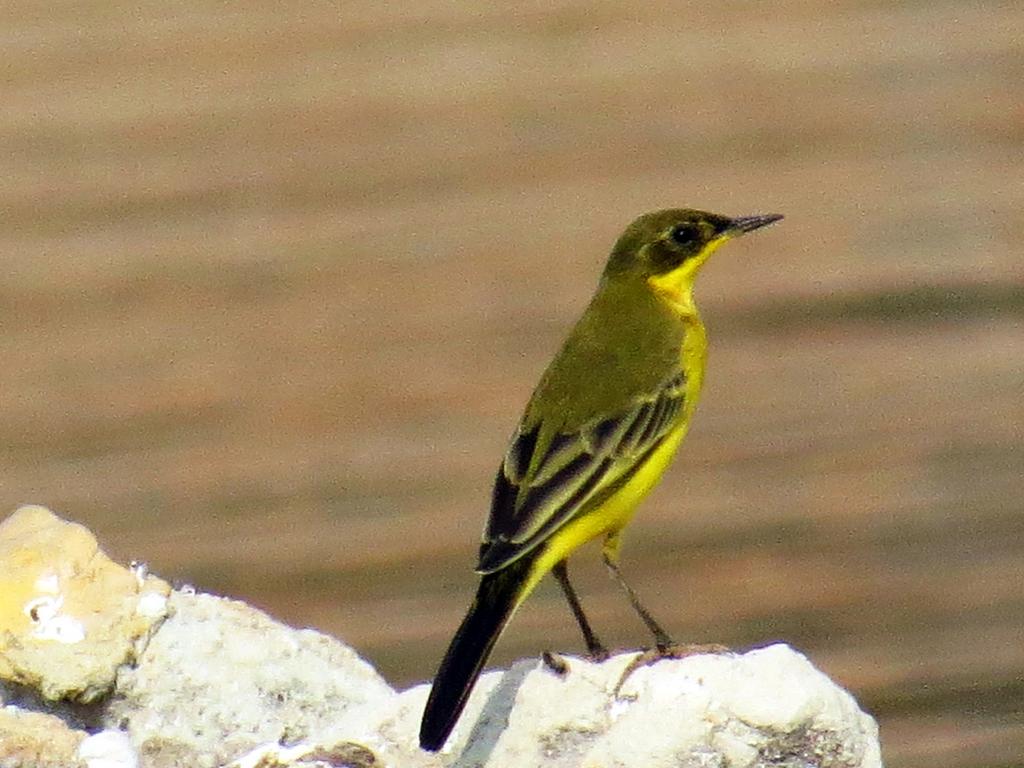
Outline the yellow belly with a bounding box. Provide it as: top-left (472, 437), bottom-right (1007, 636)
top-left (523, 424), bottom-right (688, 597)
top-left (519, 314), bottom-right (706, 602)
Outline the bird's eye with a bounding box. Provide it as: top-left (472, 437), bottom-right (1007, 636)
top-left (669, 224), bottom-right (699, 247)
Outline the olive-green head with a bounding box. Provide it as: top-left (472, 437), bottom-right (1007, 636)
top-left (603, 209), bottom-right (783, 290)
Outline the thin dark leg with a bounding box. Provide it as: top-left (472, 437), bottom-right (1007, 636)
top-left (552, 560), bottom-right (608, 660)
top-left (602, 551), bottom-right (674, 651)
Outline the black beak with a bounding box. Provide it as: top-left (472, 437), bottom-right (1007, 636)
top-left (727, 213), bottom-right (784, 235)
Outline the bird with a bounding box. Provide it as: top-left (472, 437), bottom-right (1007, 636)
top-left (419, 208), bottom-right (783, 752)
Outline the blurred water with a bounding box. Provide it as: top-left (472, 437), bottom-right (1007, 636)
top-left (1, 3), bottom-right (1022, 765)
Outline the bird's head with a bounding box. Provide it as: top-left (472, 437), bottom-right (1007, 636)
top-left (604, 208), bottom-right (782, 307)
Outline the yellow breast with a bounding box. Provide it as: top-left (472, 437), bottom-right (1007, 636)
top-left (526, 316), bottom-right (707, 595)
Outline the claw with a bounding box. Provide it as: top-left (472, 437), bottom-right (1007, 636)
top-left (542, 650), bottom-right (569, 676)
top-left (612, 643), bottom-right (732, 697)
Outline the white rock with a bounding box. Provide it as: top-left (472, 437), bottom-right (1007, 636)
top-left (407, 645), bottom-right (882, 768)
top-left (0, 510), bottom-right (882, 767)
top-left (106, 590), bottom-right (396, 767)
top-left (79, 730), bottom-right (139, 768)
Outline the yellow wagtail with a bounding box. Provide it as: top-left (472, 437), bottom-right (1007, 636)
top-left (419, 208), bottom-right (783, 751)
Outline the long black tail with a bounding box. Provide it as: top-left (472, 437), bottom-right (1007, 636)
top-left (419, 556), bottom-right (534, 751)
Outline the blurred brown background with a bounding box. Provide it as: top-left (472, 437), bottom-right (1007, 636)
top-left (2, 2), bottom-right (1022, 765)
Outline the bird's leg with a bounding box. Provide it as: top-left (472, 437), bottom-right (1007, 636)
top-left (602, 534), bottom-right (730, 697)
top-left (552, 560), bottom-right (608, 661)
top-left (602, 534), bottom-right (674, 651)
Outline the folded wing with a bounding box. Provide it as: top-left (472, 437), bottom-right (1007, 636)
top-left (477, 369), bottom-right (686, 573)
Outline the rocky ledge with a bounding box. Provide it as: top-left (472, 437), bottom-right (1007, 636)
top-left (0, 506), bottom-right (882, 768)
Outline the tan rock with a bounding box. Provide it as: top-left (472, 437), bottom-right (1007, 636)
top-left (0, 705), bottom-right (86, 767)
top-left (0, 505), bottom-right (171, 702)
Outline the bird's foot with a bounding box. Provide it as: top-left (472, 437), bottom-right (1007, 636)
top-left (542, 640), bottom-right (611, 677)
top-left (612, 642), bottom-right (731, 697)
top-left (541, 650), bottom-right (569, 676)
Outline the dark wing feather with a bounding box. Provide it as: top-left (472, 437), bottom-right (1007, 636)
top-left (478, 370), bottom-right (686, 573)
